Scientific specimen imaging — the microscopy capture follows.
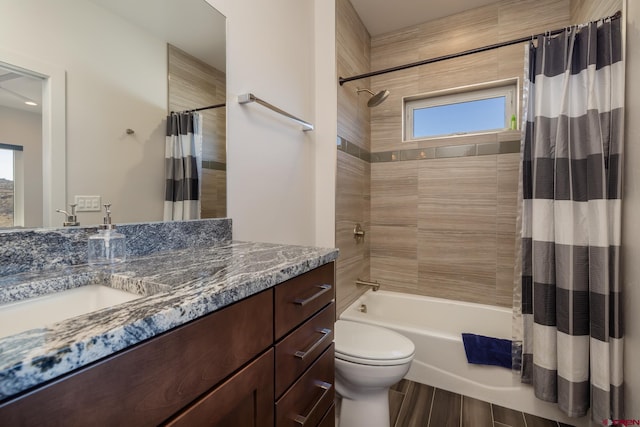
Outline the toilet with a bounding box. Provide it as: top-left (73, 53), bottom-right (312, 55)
top-left (334, 320), bottom-right (415, 427)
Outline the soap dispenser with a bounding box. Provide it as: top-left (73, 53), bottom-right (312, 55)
top-left (88, 204), bottom-right (126, 265)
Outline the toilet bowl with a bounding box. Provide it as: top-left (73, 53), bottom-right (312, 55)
top-left (334, 320), bottom-right (415, 427)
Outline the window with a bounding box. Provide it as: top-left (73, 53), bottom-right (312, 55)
top-left (0, 143), bottom-right (23, 228)
top-left (404, 82), bottom-right (517, 141)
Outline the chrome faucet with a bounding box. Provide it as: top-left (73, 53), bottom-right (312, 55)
top-left (355, 278), bottom-right (380, 292)
top-left (56, 204), bottom-right (80, 226)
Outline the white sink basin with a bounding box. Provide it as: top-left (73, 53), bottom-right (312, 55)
top-left (0, 285), bottom-right (142, 339)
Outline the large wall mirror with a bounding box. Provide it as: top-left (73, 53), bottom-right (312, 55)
top-left (0, 0), bottom-right (226, 229)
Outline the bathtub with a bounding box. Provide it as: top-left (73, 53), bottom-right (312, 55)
top-left (340, 290), bottom-right (588, 427)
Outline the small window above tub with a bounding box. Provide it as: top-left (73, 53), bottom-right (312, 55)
top-left (404, 80), bottom-right (517, 141)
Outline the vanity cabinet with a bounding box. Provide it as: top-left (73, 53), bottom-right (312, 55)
top-left (274, 262), bottom-right (336, 426)
top-left (0, 261), bottom-right (335, 427)
top-left (0, 287), bottom-right (274, 426)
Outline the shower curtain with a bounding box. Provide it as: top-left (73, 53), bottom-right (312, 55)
top-left (515, 17), bottom-right (624, 422)
top-left (164, 112), bottom-right (203, 221)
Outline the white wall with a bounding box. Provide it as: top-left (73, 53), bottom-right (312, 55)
top-left (0, 0), bottom-right (167, 225)
top-left (206, 0), bottom-right (337, 247)
top-left (623, 0), bottom-right (640, 418)
top-left (0, 106), bottom-right (42, 227)
top-left (314, 0), bottom-right (338, 248)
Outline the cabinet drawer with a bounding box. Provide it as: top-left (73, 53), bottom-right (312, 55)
top-left (318, 404), bottom-right (335, 427)
top-left (275, 302), bottom-right (335, 398)
top-left (275, 262), bottom-right (335, 339)
top-left (164, 349), bottom-right (274, 427)
top-left (276, 343), bottom-right (335, 427)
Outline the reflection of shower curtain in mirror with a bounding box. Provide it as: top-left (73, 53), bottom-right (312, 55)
top-left (164, 112), bottom-right (202, 220)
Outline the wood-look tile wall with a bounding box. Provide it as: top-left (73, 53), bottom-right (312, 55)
top-left (336, 0), bottom-right (621, 309)
top-left (168, 44), bottom-right (226, 218)
top-left (570, 0), bottom-right (621, 24)
top-left (201, 169), bottom-right (226, 219)
top-left (336, 0), bottom-right (371, 314)
top-left (368, 0), bottom-right (572, 307)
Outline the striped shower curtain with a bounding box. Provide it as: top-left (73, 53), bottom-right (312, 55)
top-left (518, 17), bottom-right (624, 422)
top-left (164, 112), bottom-right (203, 221)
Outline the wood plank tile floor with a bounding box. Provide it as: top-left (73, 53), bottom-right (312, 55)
top-left (387, 379), bottom-right (577, 427)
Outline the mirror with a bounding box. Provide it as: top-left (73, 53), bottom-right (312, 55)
top-left (0, 0), bottom-right (226, 228)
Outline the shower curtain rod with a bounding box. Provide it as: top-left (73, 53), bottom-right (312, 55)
top-left (171, 103), bottom-right (226, 114)
top-left (338, 10), bottom-right (622, 86)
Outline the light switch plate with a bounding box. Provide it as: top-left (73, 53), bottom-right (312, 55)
top-left (75, 195), bottom-right (101, 212)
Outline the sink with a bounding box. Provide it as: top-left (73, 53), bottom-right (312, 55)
top-left (0, 285), bottom-right (142, 339)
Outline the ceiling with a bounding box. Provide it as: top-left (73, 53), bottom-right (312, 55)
top-left (1, 0), bottom-right (490, 113)
top-left (349, 0), bottom-right (500, 36)
top-left (90, 0), bottom-right (226, 72)
top-left (0, 67), bottom-right (43, 114)
top-left (0, 0), bottom-right (225, 113)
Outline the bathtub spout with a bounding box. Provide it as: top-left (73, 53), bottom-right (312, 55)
top-left (355, 278), bottom-right (380, 291)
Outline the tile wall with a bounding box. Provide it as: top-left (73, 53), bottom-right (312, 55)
top-left (336, 0), bottom-right (372, 314)
top-left (168, 44), bottom-right (227, 218)
top-left (570, 0), bottom-right (621, 24)
top-left (335, 0), bottom-right (622, 311)
top-left (367, 0), bottom-right (572, 307)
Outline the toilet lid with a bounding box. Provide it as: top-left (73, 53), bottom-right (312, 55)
top-left (334, 320), bottom-right (415, 366)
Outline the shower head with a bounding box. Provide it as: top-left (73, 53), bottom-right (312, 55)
top-left (356, 88), bottom-right (390, 107)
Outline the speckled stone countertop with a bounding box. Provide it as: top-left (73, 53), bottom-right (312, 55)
top-left (0, 225), bottom-right (338, 401)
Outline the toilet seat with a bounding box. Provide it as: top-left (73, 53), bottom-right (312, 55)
top-left (335, 320), bottom-right (415, 366)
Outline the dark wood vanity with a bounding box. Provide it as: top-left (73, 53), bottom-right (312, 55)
top-left (0, 262), bottom-right (336, 427)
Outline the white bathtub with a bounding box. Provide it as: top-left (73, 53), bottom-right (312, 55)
top-left (340, 290), bottom-right (588, 427)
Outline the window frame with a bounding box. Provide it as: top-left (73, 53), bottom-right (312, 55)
top-left (0, 143), bottom-right (24, 228)
top-left (403, 79), bottom-right (518, 141)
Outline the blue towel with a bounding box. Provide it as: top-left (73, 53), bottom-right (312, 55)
top-left (461, 333), bottom-right (512, 369)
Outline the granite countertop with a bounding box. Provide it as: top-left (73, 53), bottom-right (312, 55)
top-left (0, 240), bottom-right (338, 401)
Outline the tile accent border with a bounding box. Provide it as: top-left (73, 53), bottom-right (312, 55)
top-left (337, 136), bottom-right (521, 164)
top-left (202, 160), bottom-right (226, 171)
top-left (336, 137), bottom-right (371, 162)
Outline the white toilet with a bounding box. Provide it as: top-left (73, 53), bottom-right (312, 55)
top-left (334, 320), bottom-right (415, 427)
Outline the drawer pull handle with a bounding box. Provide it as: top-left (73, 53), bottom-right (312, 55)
top-left (293, 284), bottom-right (332, 306)
top-left (294, 328), bottom-right (332, 360)
top-left (293, 380), bottom-right (332, 426)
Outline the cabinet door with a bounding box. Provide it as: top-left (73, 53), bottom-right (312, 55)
top-left (164, 349), bottom-right (274, 427)
top-left (0, 289), bottom-right (273, 427)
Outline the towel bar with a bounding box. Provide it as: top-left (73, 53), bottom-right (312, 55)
top-left (238, 93), bottom-right (314, 132)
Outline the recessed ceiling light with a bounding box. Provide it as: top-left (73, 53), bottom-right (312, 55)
top-left (0, 85), bottom-right (39, 107)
